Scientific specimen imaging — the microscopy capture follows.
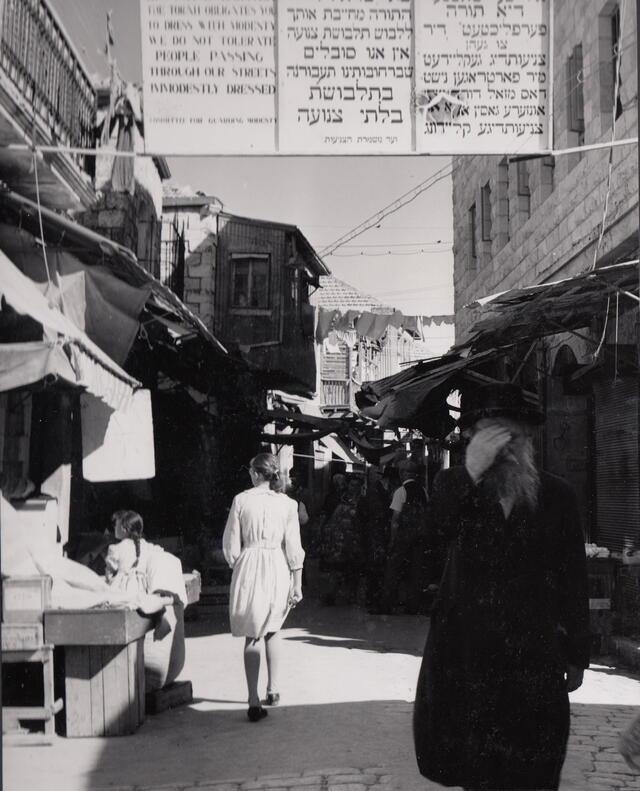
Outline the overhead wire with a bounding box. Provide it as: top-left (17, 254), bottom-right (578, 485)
top-left (319, 163), bottom-right (452, 257)
top-left (331, 247), bottom-right (453, 257)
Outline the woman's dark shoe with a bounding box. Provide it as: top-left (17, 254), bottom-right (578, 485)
top-left (247, 706), bottom-right (268, 722)
top-left (265, 691), bottom-right (280, 706)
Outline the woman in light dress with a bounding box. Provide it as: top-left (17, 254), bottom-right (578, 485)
top-left (223, 453), bottom-right (304, 722)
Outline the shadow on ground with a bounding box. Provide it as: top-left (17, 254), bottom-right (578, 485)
top-left (185, 597), bottom-right (429, 656)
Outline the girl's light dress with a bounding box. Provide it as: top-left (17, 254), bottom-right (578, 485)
top-left (223, 487), bottom-right (305, 639)
top-left (105, 537), bottom-right (151, 596)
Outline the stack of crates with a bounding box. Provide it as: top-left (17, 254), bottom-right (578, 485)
top-left (1, 575), bottom-right (63, 743)
top-left (586, 557), bottom-right (617, 655)
top-left (617, 563), bottom-right (640, 637)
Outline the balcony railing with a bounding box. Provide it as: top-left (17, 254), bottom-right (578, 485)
top-left (321, 379), bottom-right (351, 409)
top-left (0, 0), bottom-right (96, 174)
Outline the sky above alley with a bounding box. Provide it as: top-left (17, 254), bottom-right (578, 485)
top-left (49, 0), bottom-right (454, 317)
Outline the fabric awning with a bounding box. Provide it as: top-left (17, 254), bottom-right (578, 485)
top-left (318, 434), bottom-right (364, 466)
top-left (0, 188), bottom-right (229, 359)
top-left (357, 261), bottom-right (640, 437)
top-left (456, 260), bottom-right (640, 353)
top-left (1, 250), bottom-right (140, 410)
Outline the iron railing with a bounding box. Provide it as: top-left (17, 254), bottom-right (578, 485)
top-left (321, 379), bottom-right (350, 409)
top-left (0, 0), bottom-right (96, 173)
top-left (160, 217), bottom-right (185, 299)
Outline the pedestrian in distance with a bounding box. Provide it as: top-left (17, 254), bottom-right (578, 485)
top-left (413, 382), bottom-right (590, 791)
top-left (223, 453), bottom-right (304, 723)
top-left (379, 460), bottom-right (428, 614)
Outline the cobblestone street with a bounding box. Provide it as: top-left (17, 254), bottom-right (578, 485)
top-left (4, 603), bottom-right (640, 791)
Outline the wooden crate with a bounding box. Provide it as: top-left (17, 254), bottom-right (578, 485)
top-left (44, 608), bottom-right (154, 645)
top-left (2, 576), bottom-right (52, 623)
top-left (1, 623), bottom-right (43, 651)
top-left (146, 680), bottom-right (193, 715)
top-left (586, 558), bottom-right (617, 599)
top-left (2, 645), bottom-right (63, 742)
top-left (44, 608), bottom-right (155, 737)
top-left (63, 640), bottom-right (145, 737)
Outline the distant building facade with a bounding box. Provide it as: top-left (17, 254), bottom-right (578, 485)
top-left (312, 275), bottom-right (454, 414)
top-left (162, 193), bottom-right (329, 396)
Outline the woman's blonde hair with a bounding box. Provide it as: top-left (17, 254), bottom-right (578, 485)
top-left (250, 453), bottom-right (283, 492)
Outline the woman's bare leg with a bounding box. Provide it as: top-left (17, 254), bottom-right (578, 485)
top-left (265, 631), bottom-right (281, 694)
top-left (244, 637), bottom-right (262, 707)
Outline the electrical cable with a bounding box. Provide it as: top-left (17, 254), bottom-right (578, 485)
top-left (320, 164), bottom-right (452, 257)
top-left (331, 247), bottom-right (453, 257)
top-left (32, 152), bottom-right (53, 299)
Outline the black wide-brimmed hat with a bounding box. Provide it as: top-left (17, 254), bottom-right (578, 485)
top-left (458, 382), bottom-right (544, 430)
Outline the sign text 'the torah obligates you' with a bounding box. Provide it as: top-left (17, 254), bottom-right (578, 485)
top-left (139, 0), bottom-right (550, 156)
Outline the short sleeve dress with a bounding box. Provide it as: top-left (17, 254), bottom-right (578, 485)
top-left (105, 537), bottom-right (151, 596)
top-left (222, 487), bottom-right (305, 639)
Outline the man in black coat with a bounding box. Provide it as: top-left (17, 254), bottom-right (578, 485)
top-left (413, 383), bottom-right (590, 791)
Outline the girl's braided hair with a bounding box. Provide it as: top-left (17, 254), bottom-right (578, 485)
top-left (111, 510), bottom-right (144, 568)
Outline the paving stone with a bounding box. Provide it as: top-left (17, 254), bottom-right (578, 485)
top-left (258, 775), bottom-right (301, 781)
top-left (329, 775), bottom-right (377, 785)
top-left (245, 779), bottom-right (308, 790)
top-left (327, 785), bottom-right (368, 791)
top-left (594, 762), bottom-right (640, 775)
top-left (187, 786), bottom-right (240, 791)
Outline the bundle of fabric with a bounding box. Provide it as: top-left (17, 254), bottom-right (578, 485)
top-left (143, 547), bottom-right (188, 692)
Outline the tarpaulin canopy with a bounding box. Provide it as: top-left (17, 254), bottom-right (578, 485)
top-left (263, 397), bottom-right (402, 462)
top-left (0, 188), bottom-right (229, 359)
top-left (319, 434), bottom-right (364, 466)
top-left (456, 260), bottom-right (640, 353)
top-left (359, 261), bottom-right (640, 437)
top-left (0, 223), bottom-right (150, 365)
top-left (0, 250), bottom-right (140, 410)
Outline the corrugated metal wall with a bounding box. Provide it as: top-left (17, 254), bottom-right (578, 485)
top-left (594, 378), bottom-right (640, 552)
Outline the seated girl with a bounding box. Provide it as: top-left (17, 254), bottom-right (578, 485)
top-left (105, 510), bottom-right (150, 596)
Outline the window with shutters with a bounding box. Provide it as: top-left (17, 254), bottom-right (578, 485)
top-left (611, 6), bottom-right (623, 118)
top-left (517, 160), bottom-right (531, 218)
top-left (567, 45), bottom-right (585, 142)
top-left (231, 254), bottom-right (270, 310)
top-left (468, 203), bottom-right (477, 271)
top-left (599, 4), bottom-right (624, 125)
top-left (496, 158), bottom-right (510, 246)
top-left (480, 182), bottom-right (492, 241)
top-left (540, 155), bottom-right (555, 203)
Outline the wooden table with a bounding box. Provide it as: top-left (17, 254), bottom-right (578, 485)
top-left (44, 608), bottom-right (156, 737)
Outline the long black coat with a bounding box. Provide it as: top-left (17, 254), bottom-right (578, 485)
top-left (413, 467), bottom-right (590, 790)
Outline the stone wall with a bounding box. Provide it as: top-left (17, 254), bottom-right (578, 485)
top-left (161, 202), bottom-right (219, 331)
top-left (79, 187), bottom-right (162, 279)
top-left (452, 0), bottom-right (638, 343)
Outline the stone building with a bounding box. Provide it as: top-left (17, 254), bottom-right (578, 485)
top-left (450, 0), bottom-right (638, 627)
top-left (161, 190), bottom-right (329, 397)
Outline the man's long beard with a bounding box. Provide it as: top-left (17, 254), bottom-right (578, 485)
top-left (483, 437), bottom-right (540, 510)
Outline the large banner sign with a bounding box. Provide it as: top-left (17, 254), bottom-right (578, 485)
top-left (140, 0), bottom-right (550, 155)
top-left (277, 0), bottom-right (413, 154)
top-left (140, 0), bottom-right (277, 154)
